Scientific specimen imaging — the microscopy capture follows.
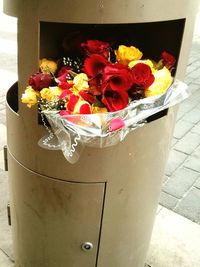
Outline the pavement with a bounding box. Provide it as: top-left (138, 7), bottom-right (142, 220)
top-left (0, 2), bottom-right (200, 267)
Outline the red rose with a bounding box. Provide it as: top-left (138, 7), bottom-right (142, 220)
top-left (28, 72), bottom-right (52, 91)
top-left (131, 63), bottom-right (154, 90)
top-left (79, 90), bottom-right (95, 103)
top-left (58, 81), bottom-right (73, 90)
top-left (81, 40), bottom-right (110, 58)
top-left (161, 51), bottom-right (176, 69)
top-left (103, 63), bottom-right (132, 92)
top-left (57, 66), bottom-right (71, 82)
top-left (83, 54), bottom-right (108, 77)
top-left (102, 85), bottom-right (129, 112)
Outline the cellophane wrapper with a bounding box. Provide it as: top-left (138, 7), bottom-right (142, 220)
top-left (39, 80), bottom-right (188, 163)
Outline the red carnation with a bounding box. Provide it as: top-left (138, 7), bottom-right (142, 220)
top-left (83, 54), bottom-right (109, 77)
top-left (161, 51), bottom-right (176, 70)
top-left (103, 63), bottom-right (132, 92)
top-left (131, 63), bottom-right (154, 90)
top-left (81, 40), bottom-right (110, 58)
top-left (29, 72), bottom-right (52, 91)
top-left (102, 85), bottom-right (129, 112)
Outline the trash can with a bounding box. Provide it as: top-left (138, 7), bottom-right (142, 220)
top-left (4, 1), bottom-right (198, 266)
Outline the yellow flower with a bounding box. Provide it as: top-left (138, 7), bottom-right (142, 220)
top-left (129, 59), bottom-right (155, 72)
top-left (21, 86), bottom-right (38, 108)
top-left (73, 73), bottom-right (89, 91)
top-left (145, 67), bottom-right (173, 97)
top-left (40, 86), bottom-right (63, 101)
top-left (115, 45), bottom-right (143, 65)
top-left (91, 106), bottom-right (108, 113)
top-left (39, 58), bottom-right (57, 74)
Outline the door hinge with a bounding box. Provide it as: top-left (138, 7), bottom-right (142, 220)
top-left (7, 203), bottom-right (11, 226)
top-left (3, 145), bottom-right (8, 171)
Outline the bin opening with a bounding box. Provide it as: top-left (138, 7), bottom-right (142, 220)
top-left (6, 82), bottom-right (19, 113)
top-left (40, 19), bottom-right (185, 73)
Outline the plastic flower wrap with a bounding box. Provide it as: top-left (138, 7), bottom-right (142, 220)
top-left (21, 40), bottom-right (188, 163)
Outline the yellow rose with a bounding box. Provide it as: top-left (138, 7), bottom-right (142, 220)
top-left (145, 67), bottom-right (173, 97)
top-left (129, 59), bottom-right (155, 72)
top-left (40, 86), bottom-right (63, 101)
top-left (39, 58), bottom-right (57, 74)
top-left (115, 45), bottom-right (143, 65)
top-left (21, 86), bottom-right (38, 108)
top-left (91, 106), bottom-right (108, 113)
top-left (73, 73), bottom-right (89, 91)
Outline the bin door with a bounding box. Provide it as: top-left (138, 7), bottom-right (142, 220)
top-left (8, 153), bottom-right (105, 267)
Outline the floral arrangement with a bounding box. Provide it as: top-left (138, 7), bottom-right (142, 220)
top-left (21, 40), bottom-right (176, 115)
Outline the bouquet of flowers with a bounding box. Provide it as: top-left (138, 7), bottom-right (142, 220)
top-left (21, 40), bottom-right (188, 163)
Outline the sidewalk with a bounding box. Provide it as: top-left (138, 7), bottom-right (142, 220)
top-left (0, 3), bottom-right (200, 266)
top-left (159, 34), bottom-right (200, 224)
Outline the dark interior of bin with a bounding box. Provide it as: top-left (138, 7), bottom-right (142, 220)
top-left (40, 19), bottom-right (185, 73)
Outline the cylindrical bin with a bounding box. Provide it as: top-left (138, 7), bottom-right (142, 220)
top-left (4, 1), bottom-right (198, 267)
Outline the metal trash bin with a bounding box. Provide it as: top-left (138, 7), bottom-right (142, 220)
top-left (4, 0), bottom-right (198, 266)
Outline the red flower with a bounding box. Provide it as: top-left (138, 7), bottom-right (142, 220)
top-left (58, 81), bottom-right (73, 90)
top-left (103, 63), bottom-right (132, 92)
top-left (79, 90), bottom-right (95, 103)
top-left (81, 40), bottom-right (110, 58)
top-left (102, 85), bottom-right (129, 112)
top-left (66, 95), bottom-right (79, 112)
top-left (83, 54), bottom-right (109, 77)
top-left (161, 51), bottom-right (176, 69)
top-left (57, 66), bottom-right (71, 82)
top-left (59, 89), bottom-right (72, 100)
top-left (79, 103), bottom-right (91, 114)
top-left (131, 63), bottom-right (154, 90)
top-left (28, 72), bottom-right (52, 91)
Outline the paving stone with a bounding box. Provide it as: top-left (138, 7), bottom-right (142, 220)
top-left (162, 167), bottom-right (200, 199)
top-left (0, 109), bottom-right (6, 125)
top-left (176, 100), bottom-right (196, 120)
top-left (194, 177), bottom-right (200, 189)
top-left (174, 187), bottom-right (200, 224)
top-left (187, 88), bottom-right (200, 105)
top-left (173, 120), bottom-right (194, 139)
top-left (159, 191), bottom-right (179, 209)
top-left (182, 107), bottom-right (200, 123)
top-left (170, 137), bottom-right (178, 147)
top-left (0, 250), bottom-right (14, 267)
top-left (0, 123), bottom-right (7, 149)
top-left (189, 68), bottom-right (200, 79)
top-left (191, 121), bottom-right (200, 134)
top-left (147, 207), bottom-right (200, 267)
top-left (163, 175), bottom-right (169, 183)
top-left (184, 76), bottom-right (193, 85)
top-left (188, 83), bottom-right (200, 96)
top-left (173, 131), bottom-right (200, 154)
top-left (0, 169), bottom-right (9, 213)
top-left (183, 145), bottom-right (200, 172)
top-left (165, 149), bottom-right (188, 176)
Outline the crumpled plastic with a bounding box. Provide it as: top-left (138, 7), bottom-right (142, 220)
top-left (38, 80), bottom-right (188, 163)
